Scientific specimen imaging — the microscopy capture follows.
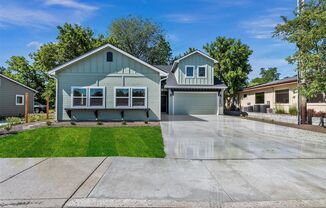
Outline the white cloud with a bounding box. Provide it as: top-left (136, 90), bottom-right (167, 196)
top-left (241, 7), bottom-right (291, 39)
top-left (43, 0), bottom-right (98, 11)
top-left (163, 14), bottom-right (199, 24)
top-left (0, 6), bottom-right (59, 28)
top-left (0, 1), bottom-right (98, 29)
top-left (27, 41), bottom-right (43, 49)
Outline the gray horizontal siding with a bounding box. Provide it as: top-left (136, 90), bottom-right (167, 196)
top-left (0, 77), bottom-right (34, 117)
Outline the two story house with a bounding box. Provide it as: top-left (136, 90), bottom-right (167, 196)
top-left (49, 43), bottom-right (227, 121)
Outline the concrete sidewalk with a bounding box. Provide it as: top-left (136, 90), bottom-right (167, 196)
top-left (1, 157), bottom-right (326, 207)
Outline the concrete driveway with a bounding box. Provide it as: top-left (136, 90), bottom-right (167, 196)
top-left (161, 114), bottom-right (326, 159)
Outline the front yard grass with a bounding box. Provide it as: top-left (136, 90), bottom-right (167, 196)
top-left (0, 127), bottom-right (165, 158)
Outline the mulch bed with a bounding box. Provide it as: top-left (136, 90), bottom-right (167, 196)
top-left (243, 117), bottom-right (326, 134)
top-left (0, 120), bottom-right (160, 137)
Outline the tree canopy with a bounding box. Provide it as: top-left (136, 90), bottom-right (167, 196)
top-left (204, 37), bottom-right (252, 108)
top-left (249, 67), bottom-right (280, 86)
top-left (273, 0), bottom-right (326, 98)
top-left (109, 16), bottom-right (171, 65)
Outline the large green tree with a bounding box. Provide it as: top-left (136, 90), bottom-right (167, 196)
top-left (273, 0), bottom-right (326, 98)
top-left (2, 56), bottom-right (45, 102)
top-left (170, 47), bottom-right (196, 64)
top-left (109, 16), bottom-right (171, 65)
top-left (32, 23), bottom-right (107, 105)
top-left (204, 37), bottom-right (253, 109)
top-left (250, 67), bottom-right (280, 86)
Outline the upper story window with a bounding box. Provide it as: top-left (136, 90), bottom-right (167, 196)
top-left (106, 52), bottom-right (113, 62)
top-left (71, 87), bottom-right (105, 108)
top-left (275, 89), bottom-right (289, 103)
top-left (16, 95), bottom-right (24, 105)
top-left (255, 92), bottom-right (264, 104)
top-left (115, 87), bottom-right (147, 108)
top-left (197, 65), bottom-right (207, 78)
top-left (185, 65), bottom-right (194, 78)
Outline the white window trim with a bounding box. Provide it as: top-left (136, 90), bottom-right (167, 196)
top-left (114, 87), bottom-right (130, 108)
top-left (16, 95), bottom-right (24, 105)
top-left (185, 65), bottom-right (195, 78)
top-left (197, 65), bottom-right (207, 78)
top-left (131, 87), bottom-right (147, 108)
top-left (88, 86), bottom-right (106, 108)
top-left (114, 87), bottom-right (147, 109)
top-left (71, 86), bottom-right (105, 108)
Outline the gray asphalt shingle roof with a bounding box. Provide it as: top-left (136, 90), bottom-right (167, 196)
top-left (242, 75), bottom-right (297, 91)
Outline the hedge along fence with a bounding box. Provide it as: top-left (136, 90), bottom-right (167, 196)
top-left (28, 113), bottom-right (55, 122)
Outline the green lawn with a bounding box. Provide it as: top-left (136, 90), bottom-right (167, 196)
top-left (0, 127), bottom-right (165, 158)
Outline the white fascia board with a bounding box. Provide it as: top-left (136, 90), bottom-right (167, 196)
top-left (48, 43), bottom-right (167, 76)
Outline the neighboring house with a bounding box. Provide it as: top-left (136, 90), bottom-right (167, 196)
top-left (239, 76), bottom-right (326, 113)
top-left (49, 43), bottom-right (227, 121)
top-left (0, 74), bottom-right (37, 117)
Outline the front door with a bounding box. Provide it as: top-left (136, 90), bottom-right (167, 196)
top-left (161, 95), bottom-right (167, 113)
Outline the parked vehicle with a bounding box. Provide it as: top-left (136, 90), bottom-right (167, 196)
top-left (34, 102), bottom-right (46, 113)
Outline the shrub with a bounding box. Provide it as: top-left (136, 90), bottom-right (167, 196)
top-left (144, 120), bottom-right (149, 124)
top-left (4, 124), bottom-right (12, 132)
top-left (275, 106), bottom-right (286, 114)
top-left (5, 117), bottom-right (22, 125)
top-left (122, 120), bottom-right (127, 125)
top-left (289, 105), bottom-right (298, 116)
top-left (46, 121), bottom-right (52, 126)
top-left (70, 121), bottom-right (76, 125)
top-left (97, 121), bottom-right (103, 125)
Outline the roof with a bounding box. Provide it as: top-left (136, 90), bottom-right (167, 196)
top-left (171, 50), bottom-right (218, 72)
top-left (154, 65), bottom-right (172, 73)
top-left (241, 76), bottom-right (298, 92)
top-left (48, 43), bottom-right (168, 76)
top-left (164, 71), bottom-right (227, 90)
top-left (0, 74), bottom-right (38, 93)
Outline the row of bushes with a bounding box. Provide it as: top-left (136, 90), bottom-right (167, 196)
top-left (274, 105), bottom-right (325, 117)
top-left (1, 113), bottom-right (55, 131)
top-left (275, 105), bottom-right (298, 116)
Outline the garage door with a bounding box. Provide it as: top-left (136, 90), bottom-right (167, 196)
top-left (174, 92), bottom-right (217, 115)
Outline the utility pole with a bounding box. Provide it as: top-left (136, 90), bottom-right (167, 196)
top-left (297, 0), bottom-right (306, 125)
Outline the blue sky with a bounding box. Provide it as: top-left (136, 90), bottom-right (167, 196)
top-left (0, 0), bottom-right (297, 79)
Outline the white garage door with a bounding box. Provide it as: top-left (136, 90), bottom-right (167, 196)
top-left (173, 92), bottom-right (218, 115)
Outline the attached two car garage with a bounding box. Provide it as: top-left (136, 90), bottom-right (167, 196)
top-left (171, 92), bottom-right (220, 115)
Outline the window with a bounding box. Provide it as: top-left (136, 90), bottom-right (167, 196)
top-left (275, 89), bottom-right (289, 103)
top-left (308, 93), bottom-right (325, 103)
top-left (72, 88), bottom-right (87, 107)
top-left (106, 52), bottom-right (113, 62)
top-left (89, 88), bottom-right (104, 106)
top-left (185, 66), bottom-right (194, 78)
top-left (115, 88), bottom-right (129, 107)
top-left (16, 95), bottom-right (24, 105)
top-left (132, 88), bottom-right (146, 107)
top-left (71, 87), bottom-right (105, 108)
top-left (115, 87), bottom-right (147, 108)
top-left (255, 92), bottom-right (264, 104)
top-left (197, 66), bottom-right (207, 78)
